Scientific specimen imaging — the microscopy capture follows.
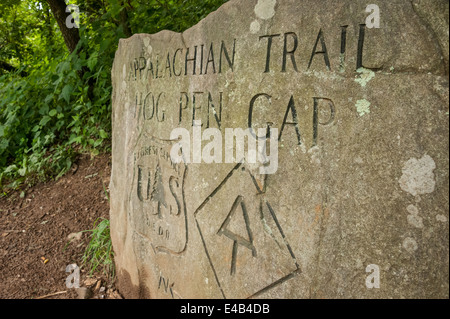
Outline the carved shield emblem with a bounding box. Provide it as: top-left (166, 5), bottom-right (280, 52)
top-left (128, 134), bottom-right (187, 255)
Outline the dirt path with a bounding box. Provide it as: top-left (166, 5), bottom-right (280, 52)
top-left (0, 153), bottom-right (120, 299)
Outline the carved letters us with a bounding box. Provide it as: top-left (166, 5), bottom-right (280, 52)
top-left (128, 136), bottom-right (188, 255)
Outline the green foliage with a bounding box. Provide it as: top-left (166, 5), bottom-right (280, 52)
top-left (82, 218), bottom-right (114, 278)
top-left (0, 0), bottom-right (227, 192)
top-left (127, 0), bottom-right (228, 34)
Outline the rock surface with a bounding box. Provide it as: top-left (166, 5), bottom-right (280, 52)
top-left (110, 0), bottom-right (449, 298)
top-left (76, 287), bottom-right (93, 299)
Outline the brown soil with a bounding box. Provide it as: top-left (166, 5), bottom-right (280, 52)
top-left (0, 153), bottom-right (121, 299)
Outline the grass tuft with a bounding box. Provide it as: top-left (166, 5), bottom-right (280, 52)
top-left (82, 218), bottom-right (115, 279)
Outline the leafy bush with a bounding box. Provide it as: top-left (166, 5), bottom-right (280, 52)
top-left (0, 0), bottom-right (228, 192)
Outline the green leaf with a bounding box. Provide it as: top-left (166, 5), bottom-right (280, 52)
top-left (39, 116), bottom-right (51, 126)
top-left (94, 139), bottom-right (102, 148)
top-left (52, 76), bottom-right (63, 86)
top-left (91, 149), bottom-right (100, 156)
top-left (44, 94), bottom-right (54, 104)
top-left (99, 38), bottom-right (111, 54)
top-left (68, 135), bottom-right (83, 145)
top-left (87, 53), bottom-right (98, 71)
top-left (39, 105), bottom-right (49, 115)
top-left (0, 139), bottom-right (8, 152)
top-left (18, 167), bottom-right (27, 177)
top-left (60, 84), bottom-right (73, 103)
top-left (3, 165), bottom-right (17, 174)
top-left (99, 129), bottom-right (108, 139)
top-left (72, 58), bottom-right (82, 71)
top-left (49, 109), bottom-right (57, 117)
top-left (56, 120), bottom-right (65, 130)
top-left (57, 61), bottom-right (70, 73)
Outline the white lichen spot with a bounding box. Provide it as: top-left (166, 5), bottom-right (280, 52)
top-left (399, 155), bottom-right (436, 196)
top-left (406, 204), bottom-right (419, 215)
top-left (193, 179), bottom-right (209, 192)
top-left (355, 99), bottom-right (371, 116)
top-left (308, 146), bottom-right (320, 165)
top-left (143, 38), bottom-right (152, 54)
top-left (389, 66), bottom-right (395, 72)
top-left (407, 214), bottom-right (423, 228)
top-left (355, 67), bottom-right (375, 87)
top-left (299, 143), bottom-right (307, 154)
top-left (254, 0), bottom-right (276, 20)
top-left (402, 237), bottom-right (418, 253)
top-left (250, 20), bottom-right (261, 34)
top-left (122, 64), bottom-right (127, 79)
top-left (436, 214), bottom-right (448, 223)
top-left (355, 259), bottom-right (363, 269)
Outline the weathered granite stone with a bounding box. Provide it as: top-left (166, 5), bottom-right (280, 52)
top-left (110, 0), bottom-right (449, 298)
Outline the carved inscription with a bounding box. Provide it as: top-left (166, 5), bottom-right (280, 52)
top-left (158, 274), bottom-right (175, 298)
top-left (127, 39), bottom-right (236, 81)
top-left (217, 195), bottom-right (257, 275)
top-left (126, 24), bottom-right (380, 150)
top-left (128, 135), bottom-right (188, 255)
top-left (259, 24), bottom-right (380, 73)
top-left (120, 15), bottom-right (384, 299)
top-left (195, 164), bottom-right (300, 299)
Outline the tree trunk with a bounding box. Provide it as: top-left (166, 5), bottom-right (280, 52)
top-left (46, 0), bottom-right (95, 100)
top-left (120, 2), bottom-right (133, 38)
top-left (46, 0), bottom-right (80, 54)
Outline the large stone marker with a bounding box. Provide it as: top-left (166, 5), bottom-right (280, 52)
top-left (110, 0), bottom-right (449, 298)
